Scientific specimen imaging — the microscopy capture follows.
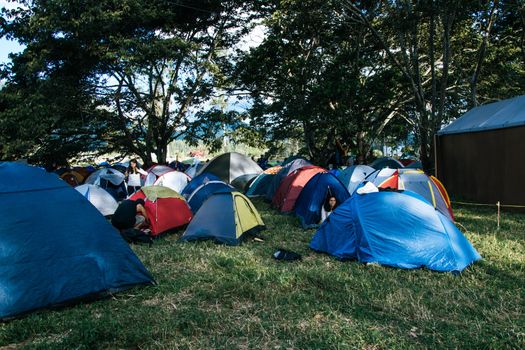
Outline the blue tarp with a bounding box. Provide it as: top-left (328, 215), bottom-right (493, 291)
top-left (0, 163), bottom-right (154, 319)
top-left (310, 190), bottom-right (481, 272)
top-left (187, 181), bottom-right (234, 213)
top-left (181, 172), bottom-right (221, 198)
top-left (295, 173), bottom-right (350, 229)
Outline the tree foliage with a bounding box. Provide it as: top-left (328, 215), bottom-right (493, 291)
top-left (1, 0), bottom-right (524, 168)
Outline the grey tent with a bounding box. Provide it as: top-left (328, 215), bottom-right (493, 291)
top-left (337, 165), bottom-right (375, 194)
top-left (196, 152), bottom-right (262, 184)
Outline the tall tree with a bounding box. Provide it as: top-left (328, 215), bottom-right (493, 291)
top-left (1, 0), bottom-right (255, 164)
top-left (236, 0), bottom-right (408, 164)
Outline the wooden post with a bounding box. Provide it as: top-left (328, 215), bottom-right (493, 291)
top-left (497, 201), bottom-right (500, 230)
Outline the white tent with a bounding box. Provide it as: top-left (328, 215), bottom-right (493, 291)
top-left (75, 184), bottom-right (118, 216)
top-left (153, 171), bottom-right (190, 193)
top-left (144, 165), bottom-right (174, 186)
top-left (84, 168), bottom-right (126, 186)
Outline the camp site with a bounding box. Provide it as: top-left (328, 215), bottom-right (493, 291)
top-left (0, 1), bottom-right (524, 349)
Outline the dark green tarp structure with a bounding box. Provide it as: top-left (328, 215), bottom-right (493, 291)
top-left (197, 152), bottom-right (262, 184)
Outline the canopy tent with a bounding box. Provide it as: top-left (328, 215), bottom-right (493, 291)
top-left (196, 152), bottom-right (262, 184)
top-left (337, 165), bottom-right (375, 194)
top-left (151, 170), bottom-right (190, 193)
top-left (272, 166), bottom-right (326, 213)
top-left (181, 172), bottom-right (221, 199)
top-left (0, 162), bottom-right (153, 320)
top-left (129, 186), bottom-right (192, 236)
top-left (180, 191), bottom-right (265, 245)
top-left (366, 168), bottom-right (454, 221)
top-left (265, 158), bottom-right (312, 201)
top-left (369, 157), bottom-right (404, 170)
top-left (187, 181), bottom-right (234, 213)
top-left (75, 184), bottom-right (118, 216)
top-left (310, 190), bottom-right (481, 272)
top-left (295, 173), bottom-right (350, 228)
top-left (246, 173), bottom-right (274, 197)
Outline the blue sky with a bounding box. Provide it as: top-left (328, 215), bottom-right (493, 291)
top-left (1, 0), bottom-right (25, 64)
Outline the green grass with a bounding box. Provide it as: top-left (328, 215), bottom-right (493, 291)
top-left (1, 200), bottom-right (524, 349)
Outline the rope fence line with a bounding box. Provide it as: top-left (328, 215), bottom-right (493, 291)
top-left (451, 201), bottom-right (525, 208)
top-left (451, 200), bottom-right (525, 229)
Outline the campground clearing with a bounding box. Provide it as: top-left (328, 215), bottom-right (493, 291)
top-left (1, 200), bottom-right (523, 349)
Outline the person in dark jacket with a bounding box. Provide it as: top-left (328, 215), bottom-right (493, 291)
top-left (111, 198), bottom-right (149, 231)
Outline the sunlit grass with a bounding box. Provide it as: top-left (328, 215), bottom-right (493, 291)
top-left (1, 199), bottom-right (523, 349)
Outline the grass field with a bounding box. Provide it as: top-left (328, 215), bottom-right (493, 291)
top-left (1, 199), bottom-right (524, 349)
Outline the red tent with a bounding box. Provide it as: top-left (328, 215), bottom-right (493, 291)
top-left (272, 166), bottom-right (326, 213)
top-left (129, 186), bottom-right (192, 236)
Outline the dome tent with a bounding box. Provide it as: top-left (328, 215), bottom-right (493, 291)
top-left (295, 173), bottom-right (350, 228)
top-left (151, 170), bottom-right (190, 193)
top-left (181, 172), bottom-right (221, 199)
top-left (310, 190), bottom-right (480, 272)
top-left (129, 186), bottom-right (192, 236)
top-left (75, 184), bottom-right (118, 216)
top-left (85, 167), bottom-right (126, 186)
top-left (187, 180), bottom-right (234, 213)
top-left (366, 168), bottom-right (454, 221)
top-left (84, 168), bottom-right (127, 200)
top-left (246, 173), bottom-right (274, 197)
top-left (0, 162), bottom-right (153, 320)
top-left (180, 191), bottom-right (265, 245)
top-left (196, 152), bottom-right (262, 184)
top-left (272, 166), bottom-right (326, 213)
top-left (265, 158), bottom-right (312, 201)
top-left (337, 165), bottom-right (375, 194)
top-left (369, 157), bottom-right (404, 170)
top-left (144, 165), bottom-right (176, 186)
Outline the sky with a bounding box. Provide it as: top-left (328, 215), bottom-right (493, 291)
top-left (0, 0), bottom-right (25, 64)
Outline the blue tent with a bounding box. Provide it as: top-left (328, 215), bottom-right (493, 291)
top-left (295, 173), bottom-right (350, 229)
top-left (180, 191), bottom-right (265, 245)
top-left (246, 173), bottom-right (274, 197)
top-left (265, 158), bottom-right (311, 201)
top-left (187, 181), bottom-right (234, 213)
top-left (337, 165), bottom-right (375, 194)
top-left (181, 172), bottom-right (221, 199)
top-left (310, 190), bottom-right (481, 272)
top-left (0, 162), bottom-right (154, 320)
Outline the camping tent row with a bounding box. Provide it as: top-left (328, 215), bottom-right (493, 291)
top-left (242, 160), bottom-right (455, 228)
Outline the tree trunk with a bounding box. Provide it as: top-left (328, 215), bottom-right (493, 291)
top-left (470, 0), bottom-right (499, 107)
